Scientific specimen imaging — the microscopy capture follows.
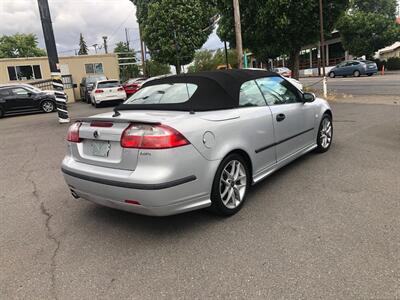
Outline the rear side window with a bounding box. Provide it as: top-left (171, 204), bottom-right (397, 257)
top-left (11, 88), bottom-right (29, 95)
top-left (239, 80), bottom-right (266, 107)
top-left (0, 88), bottom-right (11, 97)
top-left (97, 81), bottom-right (120, 88)
top-left (124, 83), bottom-right (198, 105)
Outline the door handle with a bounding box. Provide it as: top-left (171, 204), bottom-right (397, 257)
top-left (276, 113), bottom-right (286, 122)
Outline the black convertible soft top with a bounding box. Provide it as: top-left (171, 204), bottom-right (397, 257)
top-left (116, 69), bottom-right (277, 112)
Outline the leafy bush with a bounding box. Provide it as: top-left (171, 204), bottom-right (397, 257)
top-left (386, 57), bottom-right (400, 70)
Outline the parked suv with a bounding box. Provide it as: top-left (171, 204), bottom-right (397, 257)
top-left (0, 84), bottom-right (56, 118)
top-left (328, 60), bottom-right (378, 78)
top-left (80, 75), bottom-right (107, 103)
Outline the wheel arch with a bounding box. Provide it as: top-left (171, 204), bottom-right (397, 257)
top-left (222, 149), bottom-right (253, 179)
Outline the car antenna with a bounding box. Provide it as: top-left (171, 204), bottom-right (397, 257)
top-left (112, 107), bottom-right (121, 117)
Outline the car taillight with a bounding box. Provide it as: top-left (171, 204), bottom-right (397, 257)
top-left (121, 123), bottom-right (190, 149)
top-left (95, 89), bottom-right (104, 94)
top-left (67, 122), bottom-right (82, 143)
top-left (117, 87), bottom-right (124, 91)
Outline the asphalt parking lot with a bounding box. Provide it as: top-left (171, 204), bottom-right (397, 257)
top-left (1, 101), bottom-right (399, 299)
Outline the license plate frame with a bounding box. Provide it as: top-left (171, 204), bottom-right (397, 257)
top-left (91, 140), bottom-right (111, 157)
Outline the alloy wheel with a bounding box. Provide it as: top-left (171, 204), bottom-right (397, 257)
top-left (320, 118), bottom-right (332, 149)
top-left (42, 101), bottom-right (54, 113)
top-left (219, 160), bottom-right (247, 209)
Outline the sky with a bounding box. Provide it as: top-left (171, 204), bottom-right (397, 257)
top-left (0, 0), bottom-right (224, 57)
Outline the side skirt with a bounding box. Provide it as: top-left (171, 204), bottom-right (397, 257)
top-left (252, 143), bottom-right (317, 184)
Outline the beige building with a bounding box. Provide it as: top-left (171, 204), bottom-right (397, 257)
top-left (377, 42), bottom-right (400, 61)
top-left (0, 54), bottom-right (120, 102)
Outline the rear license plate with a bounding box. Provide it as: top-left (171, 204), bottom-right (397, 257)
top-left (91, 141), bottom-right (111, 157)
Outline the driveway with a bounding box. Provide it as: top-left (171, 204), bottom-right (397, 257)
top-left (1, 102), bottom-right (399, 299)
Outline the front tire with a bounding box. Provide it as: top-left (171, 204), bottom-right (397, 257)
top-left (353, 70), bottom-right (361, 77)
top-left (315, 114), bottom-right (333, 153)
top-left (210, 154), bottom-right (250, 216)
top-left (0, 107), bottom-right (4, 118)
top-left (329, 72), bottom-right (335, 78)
top-left (41, 100), bottom-right (55, 113)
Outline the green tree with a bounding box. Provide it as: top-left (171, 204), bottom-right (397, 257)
top-left (188, 48), bottom-right (238, 72)
top-left (337, 0), bottom-right (400, 58)
top-left (145, 60), bottom-right (171, 77)
top-left (217, 0), bottom-right (349, 78)
top-left (0, 33), bottom-right (46, 58)
top-left (114, 42), bottom-right (140, 81)
top-left (78, 33), bottom-right (89, 55)
top-left (132, 0), bottom-right (216, 74)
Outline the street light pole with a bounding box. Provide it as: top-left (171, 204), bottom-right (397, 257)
top-left (233, 0), bottom-right (243, 69)
top-left (319, 0), bottom-right (328, 97)
top-left (37, 0), bottom-right (70, 124)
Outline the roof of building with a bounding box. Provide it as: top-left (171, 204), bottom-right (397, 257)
top-left (378, 42), bottom-right (400, 55)
top-left (117, 69), bottom-right (277, 112)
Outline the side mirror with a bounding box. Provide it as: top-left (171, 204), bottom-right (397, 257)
top-left (27, 92), bottom-right (32, 97)
top-left (303, 92), bottom-right (316, 103)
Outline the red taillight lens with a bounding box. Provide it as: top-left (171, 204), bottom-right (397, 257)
top-left (67, 122), bottom-right (82, 143)
top-left (95, 89), bottom-right (104, 94)
top-left (121, 124), bottom-right (190, 149)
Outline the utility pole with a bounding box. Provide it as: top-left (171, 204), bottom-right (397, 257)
top-left (92, 44), bottom-right (98, 54)
top-left (138, 25), bottom-right (146, 77)
top-left (125, 28), bottom-right (130, 51)
top-left (102, 36), bottom-right (108, 54)
top-left (319, 0), bottom-right (328, 97)
top-left (224, 41), bottom-right (229, 69)
top-left (37, 0), bottom-right (70, 124)
top-left (233, 0), bottom-right (243, 69)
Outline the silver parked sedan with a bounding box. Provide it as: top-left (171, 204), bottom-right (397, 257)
top-left (62, 70), bottom-right (333, 216)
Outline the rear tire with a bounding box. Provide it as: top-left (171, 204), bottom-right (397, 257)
top-left (0, 107), bottom-right (4, 118)
top-left (209, 153), bottom-right (250, 216)
top-left (315, 114), bottom-right (333, 153)
top-left (367, 73), bottom-right (373, 77)
top-left (353, 70), bottom-right (361, 77)
top-left (41, 100), bottom-right (55, 113)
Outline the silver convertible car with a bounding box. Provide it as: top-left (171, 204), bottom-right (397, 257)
top-left (62, 70), bottom-right (333, 216)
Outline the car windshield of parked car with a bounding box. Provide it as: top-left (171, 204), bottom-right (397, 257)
top-left (97, 81), bottom-right (120, 88)
top-left (23, 85), bottom-right (42, 94)
top-left (124, 83), bottom-right (198, 105)
top-left (87, 76), bottom-right (106, 84)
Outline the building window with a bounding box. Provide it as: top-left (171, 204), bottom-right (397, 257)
top-left (7, 65), bottom-right (42, 81)
top-left (85, 63), bottom-right (104, 74)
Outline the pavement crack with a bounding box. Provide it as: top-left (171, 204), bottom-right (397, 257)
top-left (24, 149), bottom-right (61, 300)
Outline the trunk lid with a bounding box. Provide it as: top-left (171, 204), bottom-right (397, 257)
top-left (71, 110), bottom-right (194, 170)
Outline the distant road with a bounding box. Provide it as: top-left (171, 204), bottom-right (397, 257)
top-left (300, 73), bottom-right (400, 97)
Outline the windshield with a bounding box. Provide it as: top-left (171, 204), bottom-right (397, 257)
top-left (23, 84), bottom-right (42, 93)
top-left (124, 83), bottom-right (198, 105)
top-left (87, 76), bottom-right (106, 84)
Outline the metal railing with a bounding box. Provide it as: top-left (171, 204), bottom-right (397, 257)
top-left (28, 75), bottom-right (74, 90)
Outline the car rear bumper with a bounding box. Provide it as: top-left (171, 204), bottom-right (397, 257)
top-left (61, 155), bottom-right (218, 216)
top-left (94, 96), bottom-right (126, 103)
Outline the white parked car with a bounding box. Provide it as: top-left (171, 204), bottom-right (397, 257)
top-left (90, 80), bottom-right (127, 108)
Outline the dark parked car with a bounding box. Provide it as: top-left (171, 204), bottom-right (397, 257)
top-left (0, 84), bottom-right (56, 118)
top-left (80, 75), bottom-right (107, 103)
top-left (328, 60), bottom-right (378, 78)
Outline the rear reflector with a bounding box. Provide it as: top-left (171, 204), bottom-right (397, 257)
top-left (125, 200), bottom-right (141, 206)
top-left (90, 121), bottom-right (114, 128)
top-left (95, 89), bottom-right (104, 94)
top-left (121, 123), bottom-right (190, 149)
top-left (67, 122), bottom-right (82, 143)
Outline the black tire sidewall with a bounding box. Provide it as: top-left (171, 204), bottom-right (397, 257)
top-left (316, 114), bottom-right (333, 153)
top-left (0, 107), bottom-right (4, 118)
top-left (210, 153), bottom-right (250, 216)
